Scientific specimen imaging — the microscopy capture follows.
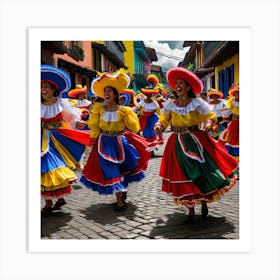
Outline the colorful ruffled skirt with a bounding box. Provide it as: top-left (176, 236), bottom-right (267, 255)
top-left (139, 112), bottom-right (163, 151)
top-left (219, 119), bottom-right (239, 159)
top-left (80, 131), bottom-right (151, 195)
top-left (160, 130), bottom-right (239, 207)
top-left (41, 127), bottom-right (89, 199)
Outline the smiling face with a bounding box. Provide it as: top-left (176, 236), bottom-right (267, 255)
top-left (104, 86), bottom-right (118, 105)
top-left (174, 78), bottom-right (190, 97)
top-left (41, 81), bottom-right (57, 101)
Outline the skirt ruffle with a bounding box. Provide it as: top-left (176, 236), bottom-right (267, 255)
top-left (81, 131), bottom-right (150, 195)
top-left (219, 119), bottom-right (239, 157)
top-left (41, 127), bottom-right (88, 199)
top-left (139, 113), bottom-right (163, 151)
top-left (160, 131), bottom-right (239, 206)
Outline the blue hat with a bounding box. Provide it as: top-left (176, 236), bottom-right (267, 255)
top-left (41, 64), bottom-right (71, 97)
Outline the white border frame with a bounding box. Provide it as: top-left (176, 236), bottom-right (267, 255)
top-left (1, 0), bottom-right (279, 279)
top-left (28, 27), bottom-right (252, 253)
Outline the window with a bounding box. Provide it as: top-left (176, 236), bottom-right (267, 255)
top-left (218, 64), bottom-right (234, 98)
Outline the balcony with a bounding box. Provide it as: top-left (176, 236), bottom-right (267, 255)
top-left (41, 41), bottom-right (67, 54)
top-left (67, 45), bottom-right (85, 61)
top-left (92, 41), bottom-right (126, 68)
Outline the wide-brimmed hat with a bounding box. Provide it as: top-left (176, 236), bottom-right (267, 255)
top-left (91, 71), bottom-right (130, 99)
top-left (141, 88), bottom-right (159, 96)
top-left (68, 84), bottom-right (87, 98)
top-left (228, 83), bottom-right (239, 96)
top-left (121, 88), bottom-right (135, 96)
top-left (41, 64), bottom-right (71, 96)
top-left (166, 67), bottom-right (203, 94)
top-left (155, 83), bottom-right (167, 96)
top-left (207, 88), bottom-right (224, 99)
top-left (147, 74), bottom-right (159, 86)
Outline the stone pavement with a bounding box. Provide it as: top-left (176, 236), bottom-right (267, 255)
top-left (41, 131), bottom-right (239, 240)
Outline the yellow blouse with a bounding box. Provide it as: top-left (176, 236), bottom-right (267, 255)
top-left (226, 97), bottom-right (239, 115)
top-left (87, 102), bottom-right (140, 138)
top-left (159, 98), bottom-right (217, 131)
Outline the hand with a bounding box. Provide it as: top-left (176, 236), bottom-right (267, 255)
top-left (204, 120), bottom-right (213, 134)
top-left (204, 124), bottom-right (212, 134)
top-left (154, 124), bottom-right (163, 135)
top-left (76, 121), bottom-right (87, 129)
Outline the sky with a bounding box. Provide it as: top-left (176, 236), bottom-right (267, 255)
top-left (143, 41), bottom-right (190, 72)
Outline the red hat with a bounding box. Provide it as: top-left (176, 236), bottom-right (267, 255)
top-left (228, 83), bottom-right (239, 96)
top-left (68, 84), bottom-right (87, 98)
top-left (166, 67), bottom-right (203, 94)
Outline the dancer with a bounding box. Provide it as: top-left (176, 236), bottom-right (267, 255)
top-left (137, 87), bottom-right (163, 155)
top-left (68, 84), bottom-right (92, 110)
top-left (41, 65), bottom-right (90, 217)
top-left (207, 88), bottom-right (227, 139)
top-left (219, 83), bottom-right (240, 160)
top-left (154, 67), bottom-right (239, 222)
top-left (80, 70), bottom-right (151, 211)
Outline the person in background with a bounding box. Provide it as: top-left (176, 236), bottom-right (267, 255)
top-left (68, 84), bottom-right (92, 110)
top-left (199, 91), bottom-right (210, 102)
top-left (41, 65), bottom-right (90, 217)
top-left (146, 73), bottom-right (159, 89)
top-left (219, 83), bottom-right (240, 160)
top-left (80, 70), bottom-right (151, 211)
top-left (137, 88), bottom-right (163, 156)
top-left (154, 67), bottom-right (239, 222)
top-left (207, 88), bottom-right (227, 139)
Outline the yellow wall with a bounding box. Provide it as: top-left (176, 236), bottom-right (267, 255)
top-left (123, 41), bottom-right (134, 75)
top-left (215, 54), bottom-right (239, 87)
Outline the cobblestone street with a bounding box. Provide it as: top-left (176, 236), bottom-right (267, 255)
top-left (41, 131), bottom-right (239, 240)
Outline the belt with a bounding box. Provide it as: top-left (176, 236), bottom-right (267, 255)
top-left (232, 114), bottom-right (239, 120)
top-left (171, 125), bottom-right (198, 134)
top-left (41, 121), bottom-right (62, 129)
top-left (101, 130), bottom-right (123, 136)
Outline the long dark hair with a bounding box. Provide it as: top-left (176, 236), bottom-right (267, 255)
top-left (173, 81), bottom-right (196, 99)
top-left (110, 87), bottom-right (120, 104)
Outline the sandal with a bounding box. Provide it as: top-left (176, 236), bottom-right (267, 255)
top-left (52, 198), bottom-right (67, 210)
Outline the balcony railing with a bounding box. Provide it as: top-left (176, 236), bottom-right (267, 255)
top-left (104, 41), bottom-right (124, 64)
top-left (67, 44), bottom-right (85, 61)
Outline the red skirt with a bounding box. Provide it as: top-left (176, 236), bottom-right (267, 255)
top-left (160, 130), bottom-right (238, 206)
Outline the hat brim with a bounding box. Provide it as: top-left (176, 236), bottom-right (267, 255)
top-left (92, 73), bottom-right (130, 99)
top-left (141, 88), bottom-right (159, 95)
top-left (121, 89), bottom-right (135, 96)
top-left (147, 75), bottom-right (159, 86)
top-left (68, 87), bottom-right (87, 98)
top-left (228, 89), bottom-right (239, 96)
top-left (166, 67), bottom-right (203, 94)
top-left (41, 64), bottom-right (71, 96)
top-left (208, 92), bottom-right (224, 99)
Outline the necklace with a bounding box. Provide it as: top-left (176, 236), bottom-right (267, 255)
top-left (175, 96), bottom-right (191, 107)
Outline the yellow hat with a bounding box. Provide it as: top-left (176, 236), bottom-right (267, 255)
top-left (207, 88), bottom-right (224, 99)
top-left (92, 71), bottom-right (130, 99)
